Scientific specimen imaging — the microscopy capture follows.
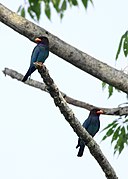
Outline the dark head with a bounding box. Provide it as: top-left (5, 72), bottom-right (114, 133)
top-left (35, 36), bottom-right (49, 46)
top-left (90, 108), bottom-right (104, 116)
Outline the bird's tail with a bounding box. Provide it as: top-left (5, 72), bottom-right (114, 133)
top-left (76, 138), bottom-right (85, 157)
top-left (22, 66), bottom-right (36, 82)
top-left (77, 145), bottom-right (85, 157)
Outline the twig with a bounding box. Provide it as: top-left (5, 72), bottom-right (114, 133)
top-left (3, 67), bottom-right (128, 116)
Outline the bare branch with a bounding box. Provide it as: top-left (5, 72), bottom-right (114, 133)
top-left (29, 63), bottom-right (117, 179)
top-left (3, 67), bottom-right (128, 116)
top-left (0, 3), bottom-right (128, 94)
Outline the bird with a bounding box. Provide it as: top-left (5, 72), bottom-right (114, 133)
top-left (22, 36), bottom-right (49, 82)
top-left (76, 108), bottom-right (104, 157)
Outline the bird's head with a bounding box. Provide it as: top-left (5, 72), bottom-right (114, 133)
top-left (35, 36), bottom-right (49, 46)
top-left (90, 108), bottom-right (104, 116)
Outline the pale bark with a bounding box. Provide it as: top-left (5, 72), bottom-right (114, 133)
top-left (0, 3), bottom-right (128, 94)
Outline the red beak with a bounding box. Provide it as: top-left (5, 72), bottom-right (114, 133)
top-left (96, 110), bottom-right (104, 114)
top-left (35, 37), bottom-right (42, 43)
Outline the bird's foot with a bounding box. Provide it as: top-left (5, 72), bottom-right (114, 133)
top-left (34, 61), bottom-right (43, 67)
top-left (34, 62), bottom-right (44, 69)
top-left (38, 62), bottom-right (44, 67)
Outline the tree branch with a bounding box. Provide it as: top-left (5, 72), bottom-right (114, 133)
top-left (0, 3), bottom-right (128, 94)
top-left (3, 67), bottom-right (128, 116)
top-left (28, 63), bottom-right (118, 179)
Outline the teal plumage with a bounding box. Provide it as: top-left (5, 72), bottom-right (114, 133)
top-left (76, 108), bottom-right (104, 157)
top-left (22, 36), bottom-right (49, 82)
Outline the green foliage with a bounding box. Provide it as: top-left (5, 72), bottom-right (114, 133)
top-left (82, 0), bottom-right (88, 8)
top-left (102, 81), bottom-right (107, 90)
top-left (17, 0), bottom-right (41, 21)
top-left (71, 0), bottom-right (78, 6)
top-left (102, 82), bottom-right (120, 98)
top-left (108, 85), bottom-right (113, 98)
top-left (101, 117), bottom-right (128, 155)
top-left (17, 0), bottom-right (93, 21)
top-left (116, 31), bottom-right (128, 60)
top-left (28, 0), bottom-right (41, 21)
top-left (17, 5), bottom-right (25, 17)
top-left (44, 1), bottom-right (51, 20)
top-left (21, 7), bottom-right (25, 17)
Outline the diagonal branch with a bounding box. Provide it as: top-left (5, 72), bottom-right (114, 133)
top-left (30, 63), bottom-right (118, 179)
top-left (3, 67), bottom-right (128, 116)
top-left (0, 3), bottom-right (128, 94)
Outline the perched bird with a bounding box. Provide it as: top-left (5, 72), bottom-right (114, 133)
top-left (76, 108), bottom-right (104, 157)
top-left (22, 36), bottom-right (49, 82)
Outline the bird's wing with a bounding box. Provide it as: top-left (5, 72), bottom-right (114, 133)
top-left (82, 117), bottom-right (91, 129)
top-left (30, 45), bottom-right (40, 65)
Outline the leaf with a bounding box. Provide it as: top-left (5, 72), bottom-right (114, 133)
top-left (125, 134), bottom-right (128, 145)
top-left (71, 0), bottom-right (78, 6)
top-left (61, 0), bottom-right (67, 11)
top-left (60, 0), bottom-right (67, 18)
top-left (102, 135), bottom-right (108, 141)
top-left (52, 0), bottom-right (61, 12)
top-left (116, 33), bottom-right (125, 60)
top-left (60, 12), bottom-right (64, 19)
top-left (27, 0), bottom-right (41, 21)
top-left (102, 82), bottom-right (107, 90)
top-left (33, 2), bottom-right (41, 21)
top-left (108, 85), bottom-right (113, 98)
top-left (102, 117), bottom-right (128, 155)
top-left (28, 7), bottom-right (34, 19)
top-left (89, 0), bottom-right (93, 5)
top-left (102, 127), bottom-right (114, 141)
top-left (111, 126), bottom-right (121, 143)
top-left (123, 118), bottom-right (128, 124)
top-left (113, 126), bottom-right (128, 155)
top-left (101, 120), bottom-right (117, 132)
top-left (82, 0), bottom-right (88, 9)
top-left (101, 121), bottom-right (119, 141)
top-left (123, 31), bottom-right (128, 57)
top-left (28, 0), bottom-right (33, 4)
top-left (67, 0), bottom-right (72, 6)
top-left (17, 5), bottom-right (22, 13)
top-left (106, 128), bottom-right (115, 136)
top-left (121, 126), bottom-right (125, 135)
top-left (21, 7), bottom-right (25, 17)
top-left (45, 2), bottom-right (51, 20)
top-left (101, 82), bottom-right (119, 98)
top-left (116, 134), bottom-right (124, 154)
